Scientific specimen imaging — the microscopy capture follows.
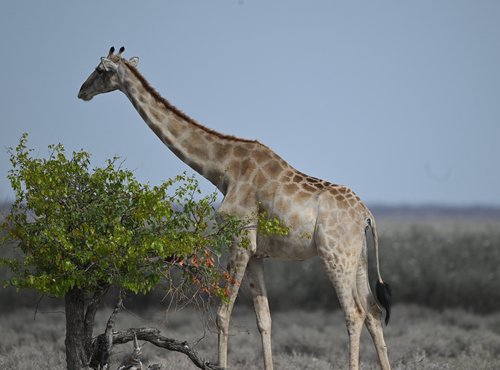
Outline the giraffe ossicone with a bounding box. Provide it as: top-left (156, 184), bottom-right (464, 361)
top-left (78, 47), bottom-right (392, 370)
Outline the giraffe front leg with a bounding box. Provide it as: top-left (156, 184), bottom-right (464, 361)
top-left (247, 257), bottom-right (273, 370)
top-left (217, 247), bottom-right (251, 369)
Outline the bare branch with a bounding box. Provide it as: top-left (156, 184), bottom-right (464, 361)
top-left (91, 327), bottom-right (223, 370)
top-left (89, 288), bottom-right (123, 369)
top-left (84, 286), bottom-right (109, 340)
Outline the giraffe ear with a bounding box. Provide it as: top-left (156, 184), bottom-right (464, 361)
top-left (128, 57), bottom-right (139, 67)
top-left (100, 57), bottom-right (118, 72)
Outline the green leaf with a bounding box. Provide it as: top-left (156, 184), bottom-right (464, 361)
top-left (1, 134), bottom-right (249, 301)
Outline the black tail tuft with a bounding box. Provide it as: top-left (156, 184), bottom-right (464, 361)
top-left (376, 281), bottom-right (392, 325)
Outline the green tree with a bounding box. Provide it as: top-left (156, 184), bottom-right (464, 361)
top-left (1, 134), bottom-right (243, 370)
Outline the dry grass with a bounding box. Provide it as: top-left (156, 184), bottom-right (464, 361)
top-left (2, 207), bottom-right (500, 369)
top-left (1, 304), bottom-right (500, 369)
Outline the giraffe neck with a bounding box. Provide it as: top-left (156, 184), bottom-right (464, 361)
top-left (116, 62), bottom-right (253, 194)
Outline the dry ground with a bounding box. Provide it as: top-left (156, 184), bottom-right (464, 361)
top-left (1, 304), bottom-right (500, 370)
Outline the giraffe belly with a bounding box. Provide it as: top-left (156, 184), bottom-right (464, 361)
top-left (256, 232), bottom-right (317, 261)
top-left (255, 190), bottom-right (320, 260)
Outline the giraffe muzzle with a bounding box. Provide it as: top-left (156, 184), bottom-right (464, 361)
top-left (78, 89), bottom-right (93, 101)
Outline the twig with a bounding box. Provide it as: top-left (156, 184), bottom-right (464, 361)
top-left (105, 288), bottom-right (124, 351)
top-left (33, 294), bottom-right (45, 320)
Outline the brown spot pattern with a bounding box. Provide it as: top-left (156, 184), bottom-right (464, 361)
top-left (283, 183), bottom-right (299, 195)
top-left (233, 145), bottom-right (249, 158)
top-left (254, 170), bottom-right (268, 187)
top-left (214, 143), bottom-right (231, 159)
top-left (302, 183), bottom-right (317, 193)
top-left (253, 149), bottom-right (272, 163)
top-left (263, 160), bottom-right (283, 175)
top-left (293, 174), bottom-right (303, 183)
top-left (149, 108), bottom-right (163, 122)
top-left (169, 120), bottom-right (184, 138)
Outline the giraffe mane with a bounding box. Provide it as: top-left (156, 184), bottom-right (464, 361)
top-left (123, 61), bottom-right (260, 145)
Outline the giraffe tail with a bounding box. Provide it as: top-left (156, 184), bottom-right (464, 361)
top-left (366, 218), bottom-right (392, 325)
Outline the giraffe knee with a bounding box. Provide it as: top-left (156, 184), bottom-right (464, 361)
top-left (217, 308), bottom-right (230, 334)
top-left (355, 300), bottom-right (366, 317)
top-left (344, 307), bottom-right (365, 334)
top-left (347, 299), bottom-right (366, 320)
top-left (254, 298), bottom-right (272, 334)
top-left (256, 312), bottom-right (272, 334)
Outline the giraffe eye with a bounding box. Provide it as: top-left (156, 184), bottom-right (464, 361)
top-left (95, 65), bottom-right (106, 75)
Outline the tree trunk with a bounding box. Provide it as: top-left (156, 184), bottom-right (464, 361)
top-left (65, 287), bottom-right (95, 370)
top-left (65, 286), bottom-right (107, 370)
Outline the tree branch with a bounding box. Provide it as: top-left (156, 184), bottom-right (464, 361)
top-left (84, 286), bottom-right (109, 339)
top-left (92, 327), bottom-right (222, 370)
top-left (89, 288), bottom-right (123, 369)
top-left (83, 285), bottom-right (109, 360)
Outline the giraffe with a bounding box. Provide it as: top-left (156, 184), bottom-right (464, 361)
top-left (78, 47), bottom-right (392, 370)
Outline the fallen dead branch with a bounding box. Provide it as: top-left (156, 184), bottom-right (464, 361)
top-left (91, 327), bottom-right (222, 370)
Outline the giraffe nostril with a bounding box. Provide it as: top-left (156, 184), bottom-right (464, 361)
top-left (78, 90), bottom-right (92, 101)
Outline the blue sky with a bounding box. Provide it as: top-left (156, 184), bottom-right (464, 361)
top-left (0, 1), bottom-right (499, 205)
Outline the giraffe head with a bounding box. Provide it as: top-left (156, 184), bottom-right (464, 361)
top-left (78, 46), bottom-right (139, 101)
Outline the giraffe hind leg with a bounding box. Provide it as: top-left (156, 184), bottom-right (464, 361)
top-left (356, 243), bottom-right (391, 370)
top-left (318, 239), bottom-right (365, 370)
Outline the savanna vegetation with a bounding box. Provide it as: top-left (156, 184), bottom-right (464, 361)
top-left (0, 135), bottom-right (250, 369)
top-left (1, 302), bottom-right (500, 369)
top-left (3, 208), bottom-right (499, 369)
top-left (1, 137), bottom-right (499, 369)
